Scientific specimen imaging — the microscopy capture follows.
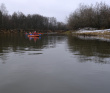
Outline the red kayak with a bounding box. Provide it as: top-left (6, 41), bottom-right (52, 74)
top-left (28, 35), bottom-right (39, 37)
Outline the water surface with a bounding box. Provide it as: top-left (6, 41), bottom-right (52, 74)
top-left (0, 34), bottom-right (110, 93)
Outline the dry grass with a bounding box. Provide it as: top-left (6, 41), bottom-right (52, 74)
top-left (63, 31), bottom-right (72, 35)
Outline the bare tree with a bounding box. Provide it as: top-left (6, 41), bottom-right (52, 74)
top-left (68, 2), bottom-right (110, 30)
top-left (0, 3), bottom-right (8, 15)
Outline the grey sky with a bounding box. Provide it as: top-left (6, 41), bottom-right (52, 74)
top-left (0, 0), bottom-right (110, 22)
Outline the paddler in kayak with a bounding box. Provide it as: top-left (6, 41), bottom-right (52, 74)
top-left (29, 32), bottom-right (32, 35)
top-left (33, 31), bottom-right (37, 35)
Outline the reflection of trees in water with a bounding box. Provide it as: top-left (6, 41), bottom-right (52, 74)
top-left (0, 34), bottom-right (67, 63)
top-left (0, 54), bottom-right (8, 64)
top-left (42, 35), bottom-right (66, 49)
top-left (67, 36), bottom-right (110, 63)
top-left (76, 55), bottom-right (109, 64)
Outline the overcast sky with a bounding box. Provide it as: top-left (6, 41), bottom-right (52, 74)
top-left (0, 0), bottom-right (110, 22)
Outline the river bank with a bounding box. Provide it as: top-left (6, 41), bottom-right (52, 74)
top-left (69, 29), bottom-right (110, 42)
top-left (73, 29), bottom-right (110, 36)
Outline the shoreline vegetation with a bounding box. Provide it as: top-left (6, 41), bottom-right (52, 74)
top-left (1, 28), bottom-right (110, 36)
top-left (0, 3), bottom-right (67, 34)
top-left (0, 29), bottom-right (66, 34)
top-left (1, 2), bottom-right (110, 37)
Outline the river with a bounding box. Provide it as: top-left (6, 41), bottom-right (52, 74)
top-left (0, 34), bottom-right (110, 93)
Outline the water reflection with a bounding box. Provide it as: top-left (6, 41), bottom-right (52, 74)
top-left (68, 35), bottom-right (110, 63)
top-left (1, 34), bottom-right (110, 93)
top-left (28, 37), bottom-right (41, 42)
top-left (0, 34), bottom-right (67, 63)
top-left (28, 52), bottom-right (43, 55)
top-left (1, 34), bottom-right (110, 64)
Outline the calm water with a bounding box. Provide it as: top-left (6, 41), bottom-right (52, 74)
top-left (0, 34), bottom-right (110, 93)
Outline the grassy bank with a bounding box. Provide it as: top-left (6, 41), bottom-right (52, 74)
top-left (63, 31), bottom-right (73, 35)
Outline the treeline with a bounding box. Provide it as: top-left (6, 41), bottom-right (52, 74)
top-left (0, 3), bottom-right (67, 32)
top-left (68, 2), bottom-right (110, 30)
